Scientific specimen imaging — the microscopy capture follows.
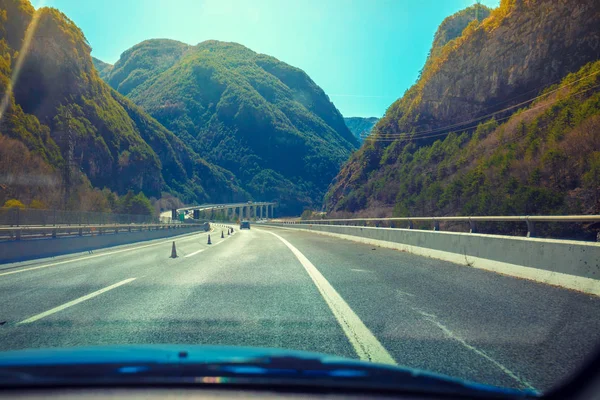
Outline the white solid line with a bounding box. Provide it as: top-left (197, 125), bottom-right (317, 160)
top-left (351, 269), bottom-right (372, 273)
top-left (17, 278), bottom-right (136, 324)
top-left (0, 231), bottom-right (210, 278)
top-left (412, 307), bottom-right (535, 390)
top-left (264, 230), bottom-right (396, 365)
top-left (263, 225), bottom-right (600, 297)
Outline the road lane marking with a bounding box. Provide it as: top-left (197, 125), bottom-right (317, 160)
top-left (264, 230), bottom-right (396, 365)
top-left (184, 232), bottom-right (235, 257)
top-left (185, 249), bottom-right (206, 258)
top-left (396, 290), bottom-right (415, 297)
top-left (411, 307), bottom-right (535, 390)
top-left (17, 278), bottom-right (136, 324)
top-left (185, 235), bottom-right (231, 257)
top-left (262, 225), bottom-right (600, 297)
top-left (351, 269), bottom-right (372, 273)
top-left (0, 231), bottom-right (210, 277)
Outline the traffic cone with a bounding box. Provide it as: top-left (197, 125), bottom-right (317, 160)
top-left (227, 229), bottom-right (230, 236)
top-left (207, 234), bottom-right (212, 245)
top-left (221, 230), bottom-right (224, 239)
top-left (171, 241), bottom-right (178, 258)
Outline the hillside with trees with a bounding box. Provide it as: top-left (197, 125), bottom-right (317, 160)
top-left (92, 57), bottom-right (112, 80)
top-left (101, 40), bottom-right (358, 214)
top-left (326, 0), bottom-right (600, 233)
top-left (344, 117), bottom-right (379, 143)
top-left (0, 0), bottom-right (246, 213)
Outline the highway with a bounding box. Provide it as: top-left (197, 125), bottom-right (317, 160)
top-left (0, 224), bottom-right (599, 392)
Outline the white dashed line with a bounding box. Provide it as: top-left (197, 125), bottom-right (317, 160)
top-left (185, 249), bottom-right (206, 258)
top-left (17, 278), bottom-right (136, 324)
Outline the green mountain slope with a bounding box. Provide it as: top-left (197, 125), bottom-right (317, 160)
top-left (344, 117), bottom-right (379, 143)
top-left (92, 57), bottom-right (112, 80)
top-left (0, 0), bottom-right (245, 208)
top-left (107, 39), bottom-right (190, 96)
top-left (326, 0), bottom-right (600, 225)
top-left (104, 40), bottom-right (358, 214)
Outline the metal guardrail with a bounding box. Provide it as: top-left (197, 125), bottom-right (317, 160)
top-left (0, 207), bottom-right (160, 227)
top-left (0, 223), bottom-right (208, 241)
top-left (278, 215), bottom-right (600, 238)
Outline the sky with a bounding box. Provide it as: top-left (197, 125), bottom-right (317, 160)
top-left (33, 0), bottom-right (499, 118)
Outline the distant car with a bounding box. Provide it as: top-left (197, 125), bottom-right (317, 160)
top-left (240, 220), bottom-right (250, 229)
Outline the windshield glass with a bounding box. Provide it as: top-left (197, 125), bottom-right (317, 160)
top-left (1, 0), bottom-right (599, 396)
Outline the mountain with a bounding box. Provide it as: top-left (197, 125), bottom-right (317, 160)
top-left (325, 0), bottom-right (600, 231)
top-left (106, 39), bottom-right (190, 97)
top-left (344, 117), bottom-right (379, 143)
top-left (0, 0), bottom-right (246, 210)
top-left (423, 4), bottom-right (491, 71)
top-left (92, 57), bottom-right (113, 80)
top-left (102, 39), bottom-right (358, 214)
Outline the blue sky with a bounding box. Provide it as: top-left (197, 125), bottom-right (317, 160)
top-left (33, 0), bottom-right (499, 117)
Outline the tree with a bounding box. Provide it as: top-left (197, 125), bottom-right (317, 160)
top-left (3, 199), bottom-right (25, 209)
top-left (128, 192), bottom-right (154, 216)
top-left (29, 199), bottom-right (46, 209)
top-left (301, 209), bottom-right (313, 220)
top-left (583, 152), bottom-right (600, 205)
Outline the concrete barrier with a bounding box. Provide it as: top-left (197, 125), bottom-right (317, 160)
top-left (264, 223), bottom-right (600, 296)
top-left (0, 223), bottom-right (209, 264)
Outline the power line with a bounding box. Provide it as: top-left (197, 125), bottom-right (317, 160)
top-left (361, 69), bottom-right (600, 141)
top-left (362, 83), bottom-right (600, 143)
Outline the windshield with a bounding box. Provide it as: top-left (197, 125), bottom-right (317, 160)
top-left (1, 0), bottom-right (599, 397)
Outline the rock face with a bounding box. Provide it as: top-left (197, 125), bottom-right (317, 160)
top-left (326, 0), bottom-right (600, 224)
top-left (103, 40), bottom-right (358, 214)
top-left (413, 0), bottom-right (599, 131)
top-left (0, 0), bottom-right (246, 205)
top-left (425, 4), bottom-right (491, 67)
top-left (344, 117), bottom-right (379, 143)
top-left (377, 0), bottom-right (600, 138)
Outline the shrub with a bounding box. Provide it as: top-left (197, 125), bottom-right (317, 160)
top-left (3, 199), bottom-right (25, 208)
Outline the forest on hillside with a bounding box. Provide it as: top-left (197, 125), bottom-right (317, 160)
top-left (326, 0), bottom-right (600, 237)
top-left (99, 39), bottom-right (358, 215)
top-left (0, 0), bottom-right (246, 216)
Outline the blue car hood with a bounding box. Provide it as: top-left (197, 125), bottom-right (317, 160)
top-left (0, 344), bottom-right (537, 398)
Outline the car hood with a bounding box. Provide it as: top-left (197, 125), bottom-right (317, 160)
top-left (0, 344), bottom-right (537, 398)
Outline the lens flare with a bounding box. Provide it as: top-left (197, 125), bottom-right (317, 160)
top-left (0, 2), bottom-right (46, 121)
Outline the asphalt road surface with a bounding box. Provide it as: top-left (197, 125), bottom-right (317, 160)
top-left (0, 224), bottom-right (599, 393)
